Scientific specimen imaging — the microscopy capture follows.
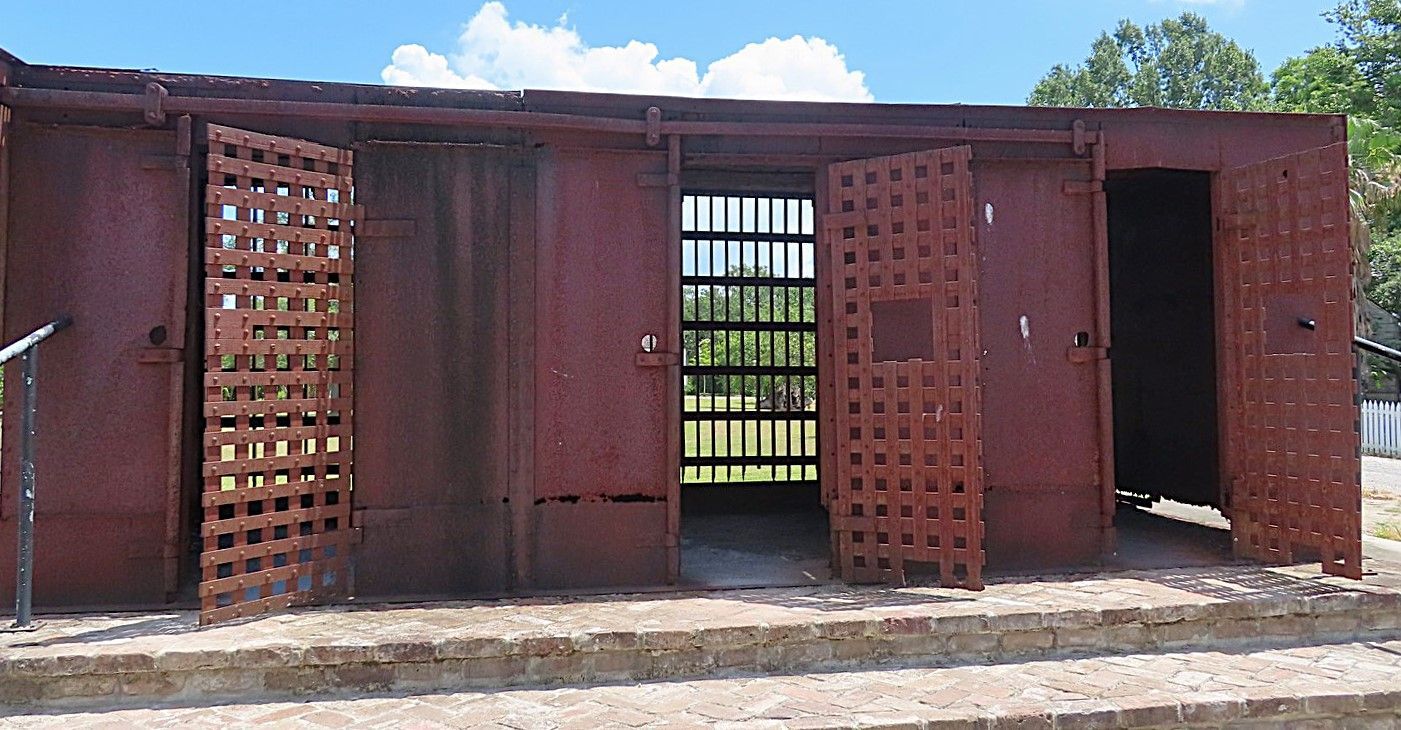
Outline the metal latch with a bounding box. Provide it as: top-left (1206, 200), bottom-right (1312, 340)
top-left (137, 347), bottom-right (183, 364)
top-left (1066, 346), bottom-right (1107, 364)
top-left (636, 352), bottom-right (678, 367)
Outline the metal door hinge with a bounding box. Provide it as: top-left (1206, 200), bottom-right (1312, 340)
top-left (1072, 119), bottom-right (1089, 156)
top-left (1066, 346), bottom-right (1107, 364)
top-left (645, 106), bottom-right (662, 147)
top-left (1062, 180), bottom-right (1102, 195)
top-left (636, 351), bottom-right (679, 367)
top-left (636, 172), bottom-right (678, 188)
top-left (137, 347), bottom-right (183, 364)
top-left (144, 82), bottom-right (168, 126)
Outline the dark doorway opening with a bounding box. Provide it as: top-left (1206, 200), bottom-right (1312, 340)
top-left (678, 192), bottom-right (830, 588)
top-left (1105, 170), bottom-right (1221, 510)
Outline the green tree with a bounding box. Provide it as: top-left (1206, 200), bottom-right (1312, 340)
top-left (1271, 46), bottom-right (1373, 114)
top-left (1269, 4), bottom-right (1401, 251)
top-left (1368, 231), bottom-right (1401, 313)
top-left (1350, 117), bottom-right (1401, 236)
top-left (1328, 0), bottom-right (1401, 127)
top-left (683, 265), bottom-right (817, 400)
top-left (1027, 13), bottom-right (1268, 110)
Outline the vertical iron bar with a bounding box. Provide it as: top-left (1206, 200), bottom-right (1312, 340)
top-left (738, 254), bottom-right (746, 481)
top-left (709, 233), bottom-right (717, 484)
top-left (13, 347), bottom-right (38, 629)
top-left (773, 217), bottom-right (784, 484)
top-left (724, 197), bottom-right (732, 483)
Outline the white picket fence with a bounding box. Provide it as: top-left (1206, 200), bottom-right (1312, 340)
top-left (1363, 399), bottom-right (1401, 457)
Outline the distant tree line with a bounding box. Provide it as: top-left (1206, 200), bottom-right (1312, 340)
top-left (684, 264), bottom-right (817, 402)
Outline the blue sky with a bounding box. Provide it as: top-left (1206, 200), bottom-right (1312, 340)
top-left (3, 1), bottom-right (1339, 104)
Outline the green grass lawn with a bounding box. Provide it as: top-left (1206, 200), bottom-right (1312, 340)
top-left (683, 394), bottom-right (817, 484)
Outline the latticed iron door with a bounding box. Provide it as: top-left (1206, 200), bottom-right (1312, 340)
top-left (1217, 143), bottom-right (1361, 579)
top-left (200, 124), bottom-right (358, 624)
top-left (826, 146), bottom-right (985, 589)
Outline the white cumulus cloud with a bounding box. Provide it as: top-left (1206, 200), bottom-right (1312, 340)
top-left (380, 2), bottom-right (873, 102)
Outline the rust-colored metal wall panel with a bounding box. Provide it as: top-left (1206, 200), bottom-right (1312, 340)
top-left (1217, 143), bottom-right (1361, 579)
top-left (353, 143), bottom-right (527, 598)
top-left (983, 487), bottom-right (1101, 571)
top-left (530, 148), bottom-right (671, 588)
top-left (974, 162), bottom-right (1100, 489)
top-left (0, 55), bottom-right (1364, 602)
top-left (532, 502), bottom-right (668, 588)
top-left (0, 99), bottom-right (10, 353)
top-left (199, 124), bottom-right (357, 624)
top-left (826, 147), bottom-right (985, 589)
top-left (0, 125), bottom-right (188, 607)
top-left (973, 160), bottom-right (1105, 567)
top-left (533, 149), bottom-right (671, 501)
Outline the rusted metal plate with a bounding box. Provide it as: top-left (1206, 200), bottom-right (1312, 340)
top-left (531, 149), bottom-right (671, 588)
top-left (199, 123), bottom-right (357, 624)
top-left (825, 147), bottom-right (985, 589)
top-left (0, 125), bottom-right (187, 608)
top-left (351, 143), bottom-right (526, 599)
top-left (1217, 143), bottom-right (1361, 579)
top-left (973, 160), bottom-right (1103, 569)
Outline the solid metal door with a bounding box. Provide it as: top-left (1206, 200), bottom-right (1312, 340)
top-left (1217, 142), bottom-right (1361, 579)
top-left (199, 124), bottom-right (359, 623)
top-left (825, 146), bottom-right (985, 588)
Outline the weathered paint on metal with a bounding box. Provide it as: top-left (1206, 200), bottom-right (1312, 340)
top-left (973, 157), bottom-right (1104, 570)
top-left (352, 142), bottom-right (526, 599)
top-left (530, 148), bottom-right (671, 588)
top-left (826, 147), bottom-right (986, 588)
top-left (0, 124), bottom-right (188, 608)
top-left (0, 48), bottom-right (1362, 607)
top-left (198, 124), bottom-right (357, 625)
top-left (1216, 143), bottom-right (1362, 579)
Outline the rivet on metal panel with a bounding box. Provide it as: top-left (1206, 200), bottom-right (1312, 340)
top-left (646, 106), bottom-right (662, 147)
top-left (143, 82), bottom-right (168, 126)
top-left (1072, 119), bottom-right (1087, 156)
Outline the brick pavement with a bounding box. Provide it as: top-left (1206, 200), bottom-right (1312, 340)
top-left (3, 560), bottom-right (1401, 709)
top-left (3, 639), bottom-right (1400, 728)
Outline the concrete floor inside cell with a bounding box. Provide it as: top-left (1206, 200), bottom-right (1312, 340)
top-left (679, 506), bottom-right (833, 588)
top-left (677, 495), bottom-right (1245, 589)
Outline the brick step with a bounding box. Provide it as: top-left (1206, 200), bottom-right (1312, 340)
top-left (4, 562), bottom-right (1401, 708)
top-left (7, 639), bottom-right (1401, 728)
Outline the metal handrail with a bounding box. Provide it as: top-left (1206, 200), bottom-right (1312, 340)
top-left (1356, 335), bottom-right (1401, 364)
top-left (2, 316), bottom-right (72, 631)
top-left (1299, 316), bottom-right (1401, 365)
top-left (0, 316), bottom-right (72, 365)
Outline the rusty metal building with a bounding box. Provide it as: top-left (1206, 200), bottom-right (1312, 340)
top-left (0, 48), bottom-right (1362, 624)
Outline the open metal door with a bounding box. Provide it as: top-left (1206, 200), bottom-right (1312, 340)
top-left (199, 124), bottom-right (358, 624)
top-left (1217, 142), bottom-right (1361, 579)
top-left (825, 146), bottom-right (985, 589)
